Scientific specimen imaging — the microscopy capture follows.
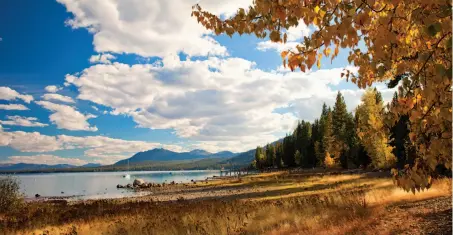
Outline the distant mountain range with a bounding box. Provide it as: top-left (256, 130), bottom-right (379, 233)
top-left (0, 163), bottom-right (102, 171)
top-left (114, 148), bottom-right (236, 165)
top-left (0, 148), bottom-right (254, 172)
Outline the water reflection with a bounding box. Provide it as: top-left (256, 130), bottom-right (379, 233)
top-left (6, 170), bottom-right (221, 200)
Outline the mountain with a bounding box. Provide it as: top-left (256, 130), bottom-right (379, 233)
top-left (0, 163), bottom-right (76, 171)
top-left (221, 149), bottom-right (255, 166)
top-left (188, 149), bottom-right (212, 156)
top-left (115, 148), bottom-right (236, 165)
top-left (81, 163), bottom-right (102, 168)
top-left (211, 151), bottom-right (236, 158)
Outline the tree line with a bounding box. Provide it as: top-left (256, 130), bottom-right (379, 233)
top-left (192, 0), bottom-right (451, 193)
top-left (253, 81), bottom-right (443, 180)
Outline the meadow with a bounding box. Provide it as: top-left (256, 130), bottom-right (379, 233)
top-left (1, 169), bottom-right (451, 235)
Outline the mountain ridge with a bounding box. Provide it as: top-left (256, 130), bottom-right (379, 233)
top-left (114, 148), bottom-right (236, 165)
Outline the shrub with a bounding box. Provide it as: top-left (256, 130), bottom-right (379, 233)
top-left (0, 176), bottom-right (23, 214)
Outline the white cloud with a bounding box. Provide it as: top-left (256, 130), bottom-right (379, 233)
top-left (42, 93), bottom-right (75, 103)
top-left (0, 128), bottom-right (186, 165)
top-left (44, 85), bottom-right (62, 93)
top-left (55, 0), bottom-right (254, 57)
top-left (0, 104), bottom-right (29, 110)
top-left (89, 53), bottom-right (116, 64)
top-left (64, 57), bottom-right (365, 152)
top-left (257, 21), bottom-right (310, 52)
top-left (0, 86), bottom-right (33, 103)
top-left (91, 106), bottom-right (99, 111)
top-left (0, 131), bottom-right (61, 152)
top-left (257, 41), bottom-right (301, 52)
top-left (0, 116), bottom-right (48, 127)
top-left (35, 101), bottom-right (98, 131)
top-left (2, 154), bottom-right (88, 166)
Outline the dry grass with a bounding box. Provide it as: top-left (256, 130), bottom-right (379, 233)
top-left (1, 170), bottom-right (451, 235)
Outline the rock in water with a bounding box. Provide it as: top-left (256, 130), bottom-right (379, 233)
top-left (133, 178), bottom-right (145, 187)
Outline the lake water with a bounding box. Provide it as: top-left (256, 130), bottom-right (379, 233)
top-left (6, 170), bottom-right (222, 200)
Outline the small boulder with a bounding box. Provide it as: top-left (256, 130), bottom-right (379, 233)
top-left (133, 178), bottom-right (145, 187)
top-left (35, 194), bottom-right (41, 198)
top-left (126, 183), bottom-right (133, 189)
top-left (117, 184), bottom-right (124, 189)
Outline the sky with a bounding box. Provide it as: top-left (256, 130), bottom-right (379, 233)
top-left (0, 0), bottom-right (395, 166)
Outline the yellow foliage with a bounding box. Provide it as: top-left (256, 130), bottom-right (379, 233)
top-left (356, 89), bottom-right (396, 169)
top-left (324, 152), bottom-right (335, 168)
top-left (192, 0), bottom-right (452, 191)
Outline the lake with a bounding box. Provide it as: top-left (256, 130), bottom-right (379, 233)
top-left (7, 170), bottom-right (222, 200)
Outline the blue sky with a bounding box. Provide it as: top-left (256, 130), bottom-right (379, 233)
top-left (0, 0), bottom-right (394, 165)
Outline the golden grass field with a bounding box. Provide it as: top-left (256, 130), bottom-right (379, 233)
top-left (1, 169), bottom-right (451, 235)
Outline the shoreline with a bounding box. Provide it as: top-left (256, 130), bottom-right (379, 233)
top-left (2, 169), bottom-right (451, 235)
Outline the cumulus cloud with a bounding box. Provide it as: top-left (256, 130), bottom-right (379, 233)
top-left (35, 101), bottom-right (98, 131)
top-left (0, 104), bottom-right (29, 110)
top-left (42, 93), bottom-right (75, 103)
top-left (2, 154), bottom-right (88, 166)
top-left (63, 57), bottom-right (367, 151)
top-left (55, 0), bottom-right (255, 57)
top-left (0, 130), bottom-right (61, 152)
top-left (0, 128), bottom-right (185, 164)
top-left (0, 86), bottom-right (33, 103)
top-left (89, 53), bottom-right (116, 64)
top-left (0, 116), bottom-right (48, 127)
top-left (44, 85), bottom-right (62, 93)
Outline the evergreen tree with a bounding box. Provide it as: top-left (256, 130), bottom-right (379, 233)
top-left (265, 144), bottom-right (276, 167)
top-left (300, 121), bottom-right (312, 167)
top-left (317, 104), bottom-right (329, 165)
top-left (341, 112), bottom-right (356, 168)
top-left (254, 146), bottom-right (265, 169)
top-left (374, 87), bottom-right (383, 104)
top-left (332, 91), bottom-right (349, 168)
top-left (322, 107), bottom-right (336, 167)
top-left (311, 120), bottom-right (321, 167)
top-left (353, 112), bottom-right (372, 168)
top-left (294, 150), bottom-right (301, 166)
top-left (275, 142), bottom-right (284, 168)
top-left (388, 92), bottom-right (415, 169)
top-left (282, 135), bottom-right (296, 167)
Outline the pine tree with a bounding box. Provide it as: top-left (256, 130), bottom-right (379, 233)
top-left (255, 146), bottom-right (269, 170)
top-left (265, 144), bottom-right (276, 168)
top-left (332, 91), bottom-right (349, 168)
top-left (254, 146), bottom-right (265, 169)
top-left (282, 135), bottom-right (296, 167)
top-left (294, 150), bottom-right (301, 166)
top-left (275, 142), bottom-right (284, 168)
top-left (317, 104), bottom-right (329, 165)
top-left (388, 92), bottom-right (415, 169)
top-left (322, 107), bottom-right (336, 167)
top-left (300, 121), bottom-right (312, 167)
